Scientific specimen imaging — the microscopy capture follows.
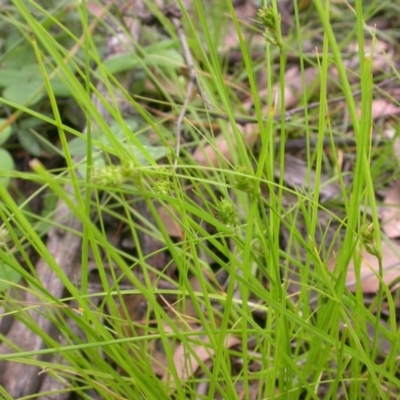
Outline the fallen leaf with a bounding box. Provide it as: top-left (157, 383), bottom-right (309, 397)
top-left (333, 40), bottom-right (392, 78)
top-left (194, 66), bottom-right (319, 167)
top-left (274, 67), bottom-right (320, 111)
top-left (163, 335), bottom-right (241, 383)
top-left (371, 99), bottom-right (400, 120)
top-left (193, 123), bottom-right (259, 166)
top-left (356, 98), bottom-right (400, 120)
top-left (330, 240), bottom-right (400, 293)
top-left (380, 181), bottom-right (400, 238)
top-left (158, 205), bottom-right (184, 239)
top-left (282, 154), bottom-right (340, 201)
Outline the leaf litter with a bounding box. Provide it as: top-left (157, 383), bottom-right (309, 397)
top-left (1, 0), bottom-right (400, 399)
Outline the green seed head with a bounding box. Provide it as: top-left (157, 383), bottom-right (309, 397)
top-left (360, 223), bottom-right (380, 258)
top-left (217, 198), bottom-right (237, 228)
top-left (234, 165), bottom-right (255, 192)
top-left (91, 166), bottom-right (124, 187)
top-left (257, 6), bottom-right (280, 47)
top-left (153, 167), bottom-right (172, 195)
top-left (0, 226), bottom-right (10, 248)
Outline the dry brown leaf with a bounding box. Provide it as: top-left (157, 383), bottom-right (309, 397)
top-left (384, 126), bottom-right (400, 163)
top-left (160, 279), bottom-right (203, 325)
top-left (117, 295), bottom-right (175, 378)
top-left (193, 123), bottom-right (259, 166)
top-left (158, 205), bottom-right (184, 239)
top-left (116, 294), bottom-right (172, 377)
top-left (219, 1), bottom-right (258, 53)
top-left (244, 66), bottom-right (319, 112)
top-left (330, 240), bottom-right (400, 293)
top-left (119, 284), bottom-right (212, 378)
top-left (282, 154), bottom-right (340, 201)
top-left (118, 294), bottom-right (148, 337)
top-left (371, 99), bottom-right (400, 120)
top-left (163, 335), bottom-right (241, 383)
top-left (274, 66), bottom-right (320, 111)
top-left (194, 65), bottom-right (320, 167)
top-left (332, 40), bottom-right (392, 78)
top-left (380, 181), bottom-right (400, 239)
top-left (357, 99), bottom-right (400, 120)
top-left (86, 2), bottom-right (106, 17)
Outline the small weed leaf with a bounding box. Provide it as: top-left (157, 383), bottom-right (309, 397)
top-left (0, 120), bottom-right (12, 147)
top-left (0, 263), bottom-right (21, 293)
top-left (0, 149), bottom-right (14, 188)
top-left (1, 64), bottom-right (70, 106)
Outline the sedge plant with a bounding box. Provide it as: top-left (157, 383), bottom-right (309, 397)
top-left (0, 0), bottom-right (398, 399)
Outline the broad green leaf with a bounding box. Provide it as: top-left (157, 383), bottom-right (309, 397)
top-left (49, 75), bottom-right (72, 97)
top-left (3, 38), bottom-right (37, 70)
top-left (3, 79), bottom-right (44, 106)
top-left (0, 69), bottom-right (24, 88)
top-left (102, 54), bottom-right (140, 75)
top-left (101, 44), bottom-right (183, 76)
top-left (17, 129), bottom-right (42, 157)
top-left (0, 119), bottom-right (13, 146)
top-left (1, 64), bottom-right (70, 104)
top-left (68, 117), bottom-right (167, 175)
top-left (0, 262), bottom-right (21, 292)
top-left (76, 151), bottom-right (106, 179)
top-left (67, 136), bottom-right (89, 158)
top-left (0, 148), bottom-right (15, 188)
top-left (146, 48), bottom-right (184, 66)
top-left (132, 144), bottom-right (169, 164)
top-left (101, 119), bottom-right (140, 145)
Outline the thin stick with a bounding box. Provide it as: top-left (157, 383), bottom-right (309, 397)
top-left (166, 5), bottom-right (205, 168)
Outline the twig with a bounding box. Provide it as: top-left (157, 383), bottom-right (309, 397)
top-left (165, 4), bottom-right (209, 168)
top-left (284, 75), bottom-right (398, 120)
top-left (132, 4), bottom-right (199, 165)
top-left (199, 75), bottom-right (400, 125)
top-left (167, 5), bottom-right (195, 167)
top-left (169, 8), bottom-right (195, 167)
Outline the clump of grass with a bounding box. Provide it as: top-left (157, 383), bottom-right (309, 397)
top-left (0, 0), bottom-right (398, 399)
